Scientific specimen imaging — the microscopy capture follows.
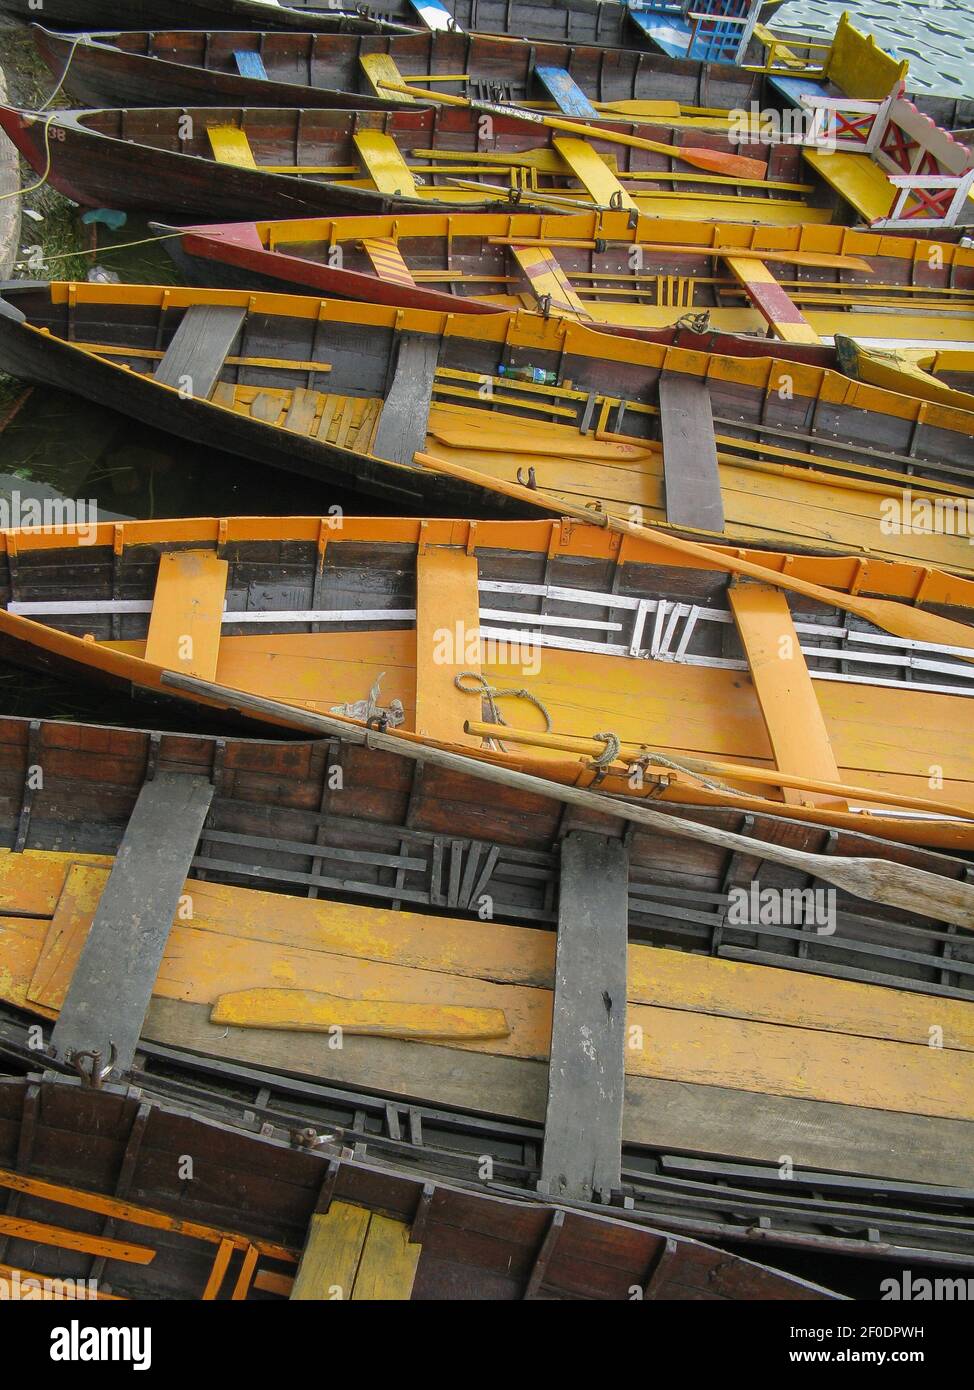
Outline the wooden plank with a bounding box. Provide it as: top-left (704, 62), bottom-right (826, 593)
top-left (540, 831), bottom-right (628, 1204)
top-left (201, 1237), bottom-right (234, 1300)
top-left (353, 130), bottom-right (418, 197)
top-left (372, 332), bottom-right (438, 465)
top-left (0, 1166), bottom-right (297, 1262)
top-left (658, 373), bottom-right (724, 533)
top-left (360, 53), bottom-right (417, 102)
top-left (291, 1203), bottom-right (370, 1300)
top-left (802, 147), bottom-right (894, 223)
top-left (283, 387), bottom-right (320, 435)
top-left (49, 772), bottom-right (215, 1074)
top-left (0, 1214), bottom-right (155, 1265)
top-left (362, 237), bottom-right (418, 288)
top-left (233, 51), bottom-right (268, 81)
top-left (27, 864), bottom-right (104, 1010)
top-left (154, 304), bottom-right (247, 401)
top-left (553, 137), bottom-right (637, 210)
top-left (351, 1214), bottom-right (421, 1300)
top-left (206, 125), bottom-right (257, 168)
top-left (534, 66), bottom-right (599, 119)
top-left (0, 1260), bottom-right (124, 1299)
top-left (414, 545), bottom-right (482, 747)
top-left (407, 0), bottom-right (459, 31)
top-left (211, 988), bottom-right (510, 1040)
top-left (723, 255), bottom-right (822, 344)
top-left (143, 998), bottom-right (974, 1184)
top-left (509, 244), bottom-right (591, 319)
top-left (144, 549), bottom-right (228, 682)
top-left (728, 581), bottom-right (846, 810)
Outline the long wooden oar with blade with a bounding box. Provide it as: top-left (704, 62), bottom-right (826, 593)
top-left (379, 80), bottom-right (769, 181)
top-left (160, 671), bottom-right (974, 931)
top-left (413, 449), bottom-right (974, 656)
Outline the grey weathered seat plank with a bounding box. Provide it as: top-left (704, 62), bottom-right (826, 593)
top-left (539, 830), bottom-right (629, 1204)
top-left (50, 772), bottom-right (215, 1076)
top-left (659, 373), bottom-right (725, 533)
top-left (154, 305), bottom-right (247, 400)
top-left (371, 332), bottom-right (439, 466)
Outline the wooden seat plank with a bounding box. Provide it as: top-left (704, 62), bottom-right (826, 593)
top-left (49, 772), bottom-right (215, 1074)
top-left (362, 237), bottom-right (418, 288)
top-left (154, 304), bottom-right (247, 401)
top-left (372, 332), bottom-right (439, 465)
top-left (144, 549), bottom-right (228, 682)
top-left (728, 581), bottom-right (847, 810)
top-left (415, 545), bottom-right (482, 747)
top-left (509, 244), bottom-right (591, 319)
top-left (360, 52), bottom-right (416, 102)
top-left (553, 137), bottom-right (637, 210)
top-left (353, 130), bottom-right (418, 197)
top-left (658, 373), bottom-right (724, 533)
top-left (233, 51), bottom-right (268, 81)
top-left (206, 125), bottom-right (257, 168)
top-left (540, 830), bottom-right (628, 1204)
top-left (802, 147), bottom-right (894, 223)
top-left (351, 1214), bottom-right (421, 1300)
top-left (722, 255), bottom-right (821, 344)
top-left (407, 0), bottom-right (459, 31)
top-left (534, 66), bottom-right (599, 119)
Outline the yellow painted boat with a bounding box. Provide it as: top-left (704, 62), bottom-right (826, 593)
top-left (837, 337), bottom-right (974, 411)
top-left (2, 844), bottom-right (973, 1187)
top-left (2, 283), bottom-right (974, 573)
top-left (1, 515), bottom-right (973, 851)
top-left (161, 209), bottom-right (974, 351)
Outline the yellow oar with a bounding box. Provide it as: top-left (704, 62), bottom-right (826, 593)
top-left (379, 80), bottom-right (770, 181)
top-left (413, 449), bottom-right (974, 655)
top-left (212, 989), bottom-right (511, 1041)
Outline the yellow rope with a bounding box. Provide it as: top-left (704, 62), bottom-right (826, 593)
top-left (0, 36), bottom-right (87, 204)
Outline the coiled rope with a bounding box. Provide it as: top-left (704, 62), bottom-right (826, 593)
top-left (453, 671), bottom-right (552, 752)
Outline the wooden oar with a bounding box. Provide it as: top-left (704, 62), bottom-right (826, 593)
top-left (160, 671), bottom-right (974, 931)
top-left (413, 449), bottom-right (974, 656)
top-left (444, 177), bottom-right (605, 212)
top-left (379, 80), bottom-right (769, 181)
top-left (212, 989), bottom-right (511, 1041)
top-left (485, 236), bottom-right (875, 273)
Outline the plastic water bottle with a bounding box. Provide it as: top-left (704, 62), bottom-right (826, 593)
top-left (497, 364), bottom-right (558, 385)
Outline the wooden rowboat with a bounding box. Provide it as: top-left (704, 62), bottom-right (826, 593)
top-left (157, 209), bottom-right (974, 351)
top-left (32, 24), bottom-right (773, 117)
top-left (0, 0), bottom-right (415, 33)
top-left (837, 339), bottom-right (974, 413)
top-left (0, 0), bottom-right (779, 47)
top-left (0, 1075), bottom-right (841, 1300)
top-left (0, 711), bottom-right (971, 1267)
top-left (34, 21), bottom-right (974, 131)
top-left (1, 283), bottom-right (974, 569)
top-left (0, 515), bottom-right (973, 852)
top-left (0, 103), bottom-right (805, 225)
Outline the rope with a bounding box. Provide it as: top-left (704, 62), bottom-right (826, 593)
top-left (13, 229), bottom-right (185, 270)
top-left (627, 750), bottom-right (742, 796)
top-left (0, 35), bottom-right (87, 205)
top-left (590, 731), bottom-right (621, 768)
top-left (453, 671), bottom-right (552, 752)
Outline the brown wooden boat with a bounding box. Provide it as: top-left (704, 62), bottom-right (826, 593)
top-left (34, 20), bottom-right (974, 131)
top-left (0, 0), bottom-right (414, 33)
top-left (0, 1077), bottom-right (841, 1300)
top-left (34, 23), bottom-right (768, 115)
top-left (1, 283), bottom-right (974, 566)
top-left (0, 514), bottom-right (973, 854)
top-left (0, 102), bottom-right (804, 225)
top-left (156, 208), bottom-right (974, 352)
top-left (0, 709), bottom-right (972, 1282)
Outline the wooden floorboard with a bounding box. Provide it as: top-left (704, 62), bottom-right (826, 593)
top-left (659, 373), bottom-right (725, 533)
top-left (50, 774), bottom-right (215, 1073)
top-left (154, 305), bottom-right (247, 401)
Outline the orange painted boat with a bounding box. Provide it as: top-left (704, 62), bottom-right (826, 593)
top-left (0, 515), bottom-right (972, 851)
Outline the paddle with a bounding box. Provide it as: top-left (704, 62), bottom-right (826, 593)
top-left (378, 80), bottom-right (770, 181)
top-left (160, 671), bottom-right (974, 931)
top-left (412, 449), bottom-right (974, 656)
